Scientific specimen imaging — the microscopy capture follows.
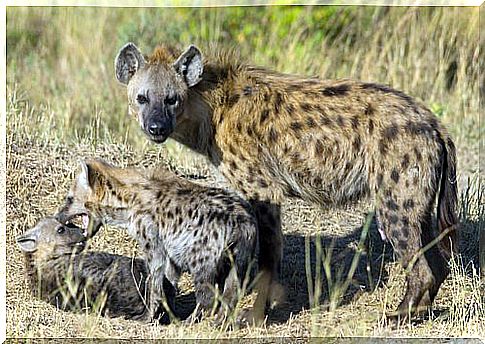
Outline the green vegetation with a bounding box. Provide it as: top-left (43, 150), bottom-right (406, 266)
top-left (7, 6), bottom-right (480, 147)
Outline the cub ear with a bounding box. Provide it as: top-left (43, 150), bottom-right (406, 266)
top-left (173, 45), bottom-right (203, 87)
top-left (16, 227), bottom-right (40, 252)
top-left (78, 159), bottom-right (97, 191)
top-left (115, 42), bottom-right (146, 85)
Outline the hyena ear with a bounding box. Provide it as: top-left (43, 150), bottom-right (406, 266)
top-left (115, 42), bottom-right (146, 85)
top-left (173, 45), bottom-right (203, 87)
top-left (78, 160), bottom-right (97, 191)
top-left (16, 227), bottom-right (40, 252)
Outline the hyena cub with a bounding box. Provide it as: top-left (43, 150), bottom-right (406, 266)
top-left (56, 159), bottom-right (257, 322)
top-left (16, 216), bottom-right (175, 321)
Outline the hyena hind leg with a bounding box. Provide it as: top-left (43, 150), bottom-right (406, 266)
top-left (416, 212), bottom-right (455, 311)
top-left (184, 271), bottom-right (218, 323)
top-left (377, 192), bottom-right (439, 319)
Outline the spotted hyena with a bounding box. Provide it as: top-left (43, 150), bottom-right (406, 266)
top-left (56, 159), bottom-right (257, 322)
top-left (114, 43), bottom-right (458, 323)
top-left (16, 216), bottom-right (175, 321)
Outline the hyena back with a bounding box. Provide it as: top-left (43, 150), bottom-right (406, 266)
top-left (56, 159), bottom-right (257, 322)
top-left (114, 43), bottom-right (458, 322)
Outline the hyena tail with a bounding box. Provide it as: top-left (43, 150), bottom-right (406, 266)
top-left (436, 136), bottom-right (459, 259)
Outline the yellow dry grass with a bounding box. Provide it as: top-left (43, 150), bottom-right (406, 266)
top-left (6, 136), bottom-right (483, 338)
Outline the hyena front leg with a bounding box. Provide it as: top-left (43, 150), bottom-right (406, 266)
top-left (145, 255), bottom-right (176, 322)
top-left (238, 200), bottom-right (284, 326)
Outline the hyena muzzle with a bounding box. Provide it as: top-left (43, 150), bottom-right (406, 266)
top-left (113, 42), bottom-right (459, 323)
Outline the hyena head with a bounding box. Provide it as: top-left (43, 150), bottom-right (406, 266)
top-left (56, 159), bottom-right (145, 237)
top-left (56, 160), bottom-right (115, 236)
top-left (16, 217), bottom-right (86, 261)
top-left (114, 42), bottom-right (204, 143)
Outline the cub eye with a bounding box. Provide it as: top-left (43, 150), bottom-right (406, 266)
top-left (137, 94), bottom-right (148, 104)
top-left (57, 226), bottom-right (66, 234)
top-left (165, 96), bottom-right (178, 106)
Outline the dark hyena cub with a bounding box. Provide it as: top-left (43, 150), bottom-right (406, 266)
top-left (16, 216), bottom-right (175, 321)
top-left (114, 42), bottom-right (458, 322)
top-left (56, 159), bottom-right (257, 322)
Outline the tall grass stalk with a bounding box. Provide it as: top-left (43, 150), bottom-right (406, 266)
top-left (7, 7), bottom-right (480, 148)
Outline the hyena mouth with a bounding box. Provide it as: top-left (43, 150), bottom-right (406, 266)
top-left (146, 133), bottom-right (169, 144)
top-left (70, 238), bottom-right (87, 251)
top-left (66, 214), bottom-right (90, 236)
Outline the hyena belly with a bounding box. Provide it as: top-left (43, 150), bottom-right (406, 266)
top-left (218, 80), bottom-right (454, 317)
top-left (218, 94), bottom-right (373, 205)
top-left (218, 82), bottom-right (441, 207)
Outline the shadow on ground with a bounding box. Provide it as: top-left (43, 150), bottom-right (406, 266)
top-left (268, 217), bottom-right (393, 324)
top-left (168, 212), bottom-right (482, 325)
top-left (165, 217), bottom-right (394, 324)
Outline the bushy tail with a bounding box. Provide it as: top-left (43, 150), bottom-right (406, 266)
top-left (437, 136), bottom-right (459, 259)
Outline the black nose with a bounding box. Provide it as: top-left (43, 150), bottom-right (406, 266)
top-left (148, 122), bottom-right (166, 137)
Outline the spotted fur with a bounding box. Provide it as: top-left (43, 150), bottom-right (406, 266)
top-left (114, 43), bottom-right (458, 322)
top-left (56, 159), bottom-right (257, 322)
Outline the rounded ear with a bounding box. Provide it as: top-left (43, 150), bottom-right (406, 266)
top-left (16, 227), bottom-right (40, 252)
top-left (114, 42), bottom-right (146, 85)
top-left (173, 45), bottom-right (203, 87)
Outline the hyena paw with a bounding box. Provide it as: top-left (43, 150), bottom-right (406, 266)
top-left (211, 312), bottom-right (228, 328)
top-left (183, 306), bottom-right (205, 325)
top-left (134, 310), bottom-right (155, 324)
top-left (269, 281), bottom-right (286, 309)
top-left (235, 308), bottom-right (265, 327)
top-left (211, 307), bottom-right (235, 328)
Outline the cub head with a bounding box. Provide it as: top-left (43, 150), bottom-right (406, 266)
top-left (114, 42), bottom-right (204, 143)
top-left (56, 159), bottom-right (145, 237)
top-left (16, 217), bottom-right (86, 261)
top-left (55, 159), bottom-right (113, 237)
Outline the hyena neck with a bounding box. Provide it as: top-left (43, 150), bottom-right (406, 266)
top-left (103, 183), bottom-right (156, 230)
top-left (23, 253), bottom-right (40, 294)
top-left (172, 94), bottom-right (212, 152)
top-left (24, 253), bottom-right (66, 297)
top-left (172, 63), bottom-right (240, 165)
top-left (99, 203), bottom-right (132, 229)
top-left (96, 189), bottom-right (136, 229)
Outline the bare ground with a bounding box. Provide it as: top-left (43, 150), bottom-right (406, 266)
top-left (6, 138), bottom-right (484, 339)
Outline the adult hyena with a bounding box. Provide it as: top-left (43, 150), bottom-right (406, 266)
top-left (114, 43), bottom-right (458, 323)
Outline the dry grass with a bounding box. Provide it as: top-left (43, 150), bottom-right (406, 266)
top-left (6, 127), bottom-right (483, 339)
top-left (6, 5), bottom-right (483, 340)
top-left (6, 7), bottom-right (480, 146)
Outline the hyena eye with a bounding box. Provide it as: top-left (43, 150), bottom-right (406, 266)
top-left (164, 96), bottom-right (178, 106)
top-left (57, 226), bottom-right (66, 234)
top-left (137, 94), bottom-right (148, 105)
